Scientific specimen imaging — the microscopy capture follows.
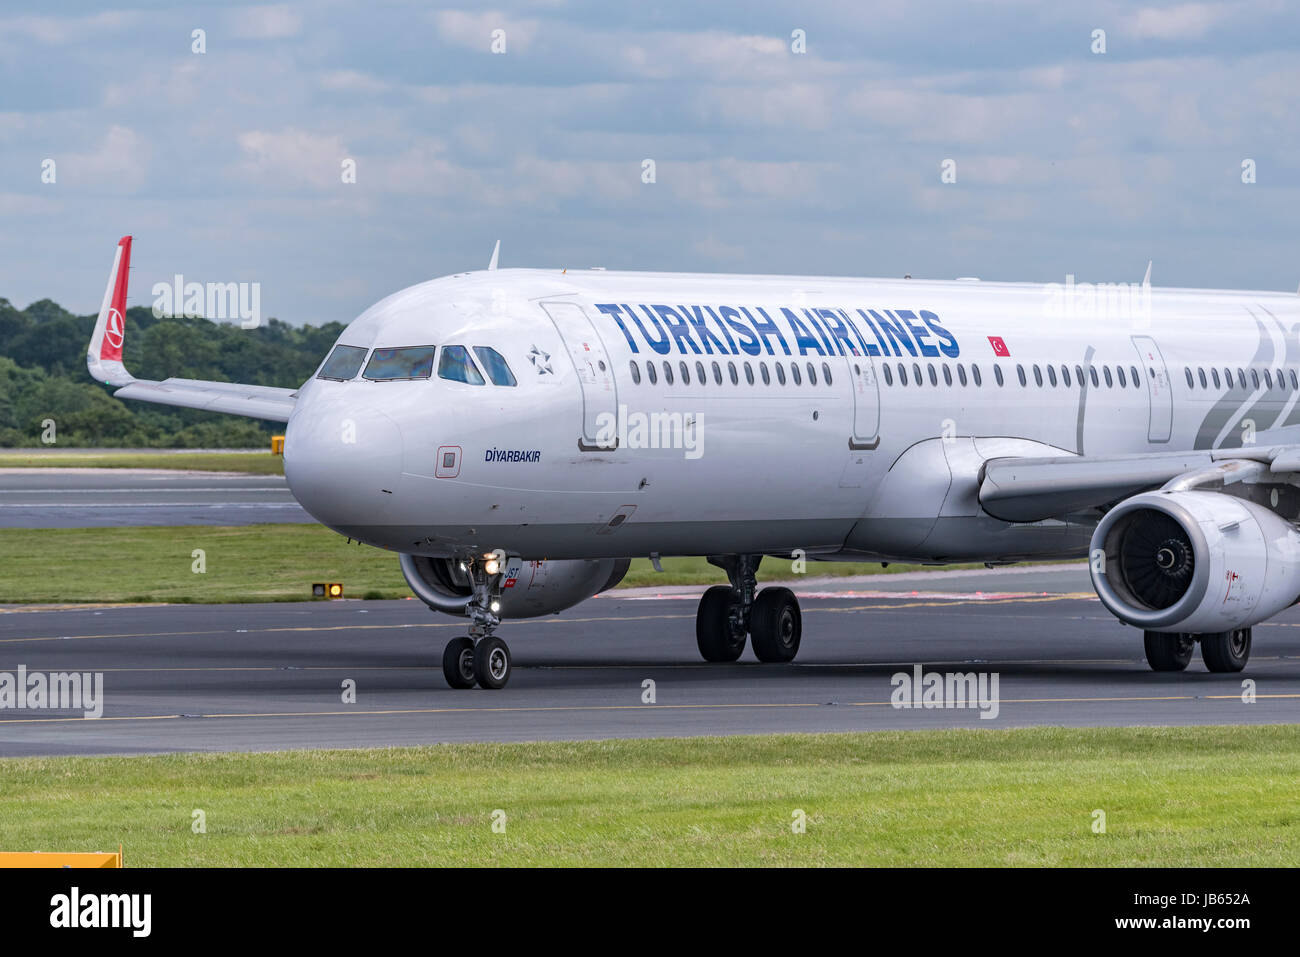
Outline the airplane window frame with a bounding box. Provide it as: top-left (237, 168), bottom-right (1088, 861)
top-left (317, 344), bottom-right (370, 381)
top-left (366, 344), bottom-right (439, 382)
top-left (629, 360), bottom-right (641, 385)
top-left (472, 346), bottom-right (518, 387)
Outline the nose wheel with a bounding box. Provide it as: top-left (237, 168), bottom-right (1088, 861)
top-left (438, 554), bottom-right (515, 690)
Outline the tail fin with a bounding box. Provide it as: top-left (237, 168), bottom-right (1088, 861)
top-left (86, 235), bottom-right (135, 386)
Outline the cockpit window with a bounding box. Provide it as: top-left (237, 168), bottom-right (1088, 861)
top-left (438, 345), bottom-right (485, 385)
top-left (317, 344), bottom-right (368, 381)
top-left (473, 347), bottom-right (517, 386)
top-left (362, 345), bottom-right (437, 380)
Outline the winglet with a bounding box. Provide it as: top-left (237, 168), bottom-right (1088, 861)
top-left (87, 236), bottom-right (136, 387)
top-left (487, 239), bottom-right (500, 271)
top-left (1142, 260), bottom-right (1152, 288)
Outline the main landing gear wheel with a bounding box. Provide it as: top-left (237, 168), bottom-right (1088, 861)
top-left (750, 587), bottom-right (801, 663)
top-left (473, 635), bottom-right (512, 689)
top-left (1143, 631), bottom-right (1195, 672)
top-left (1201, 628), bottom-right (1251, 673)
top-left (443, 636), bottom-right (477, 688)
top-left (696, 585), bottom-right (746, 662)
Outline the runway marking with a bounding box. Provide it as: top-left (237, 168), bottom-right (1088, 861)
top-left (2, 693), bottom-right (1296, 726)
top-left (0, 596), bottom-right (1109, 645)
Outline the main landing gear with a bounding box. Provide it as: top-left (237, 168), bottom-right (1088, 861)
top-left (1143, 628), bottom-right (1251, 673)
top-left (441, 558), bottom-right (513, 690)
top-left (696, 555), bottom-right (802, 663)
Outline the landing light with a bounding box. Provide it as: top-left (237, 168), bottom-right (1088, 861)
top-left (490, 601), bottom-right (501, 613)
top-left (484, 557), bottom-right (501, 576)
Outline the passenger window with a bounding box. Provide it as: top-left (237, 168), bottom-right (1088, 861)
top-left (712, 361), bottom-right (723, 385)
top-left (994, 365), bottom-right (1003, 387)
top-left (1075, 364), bottom-right (1085, 387)
top-left (696, 361), bottom-right (707, 384)
top-left (318, 344), bottom-right (369, 381)
top-left (1061, 365), bottom-right (1071, 387)
top-left (1047, 365), bottom-right (1057, 387)
top-left (912, 362), bottom-right (922, 386)
top-left (1104, 366), bottom-right (1113, 387)
top-left (663, 361), bottom-right (674, 385)
top-left (744, 362), bottom-right (755, 385)
top-left (807, 363), bottom-right (818, 386)
top-left (777, 362), bottom-right (788, 385)
top-left (472, 347), bottom-right (517, 386)
top-left (761, 362), bottom-right (771, 385)
top-left (956, 364), bottom-right (966, 386)
top-left (367, 345), bottom-right (438, 381)
top-left (972, 364), bottom-right (982, 387)
top-left (822, 362), bottom-right (832, 386)
top-left (1016, 364), bottom-right (1027, 387)
top-left (1292, 370), bottom-right (1298, 390)
top-left (881, 363), bottom-right (891, 386)
top-left (647, 361), bottom-right (658, 384)
top-left (791, 363), bottom-right (802, 386)
top-left (680, 361), bottom-right (690, 385)
top-left (1132, 366), bottom-right (1141, 388)
top-left (728, 362), bottom-right (739, 385)
top-left (1198, 368), bottom-right (1207, 389)
top-left (940, 364), bottom-right (950, 386)
top-left (1117, 366), bottom-right (1126, 388)
top-left (1238, 369), bottom-right (1246, 388)
top-left (1185, 367), bottom-right (1194, 388)
top-left (1251, 368), bottom-right (1260, 388)
top-left (1211, 368), bottom-right (1220, 389)
top-left (898, 363), bottom-right (907, 386)
top-left (1090, 367), bottom-right (1099, 388)
top-left (629, 360), bottom-right (641, 385)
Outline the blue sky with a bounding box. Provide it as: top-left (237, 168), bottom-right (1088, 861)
top-left (2, 1), bottom-right (1299, 323)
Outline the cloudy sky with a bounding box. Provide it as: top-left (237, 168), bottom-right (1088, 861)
top-left (3, 1), bottom-right (1299, 324)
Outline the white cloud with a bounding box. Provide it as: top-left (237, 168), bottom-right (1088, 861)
top-left (434, 10), bottom-right (539, 53)
top-left (1124, 3), bottom-right (1228, 41)
top-left (62, 125), bottom-right (151, 193)
top-left (235, 128), bottom-right (349, 189)
top-left (230, 4), bottom-right (303, 40)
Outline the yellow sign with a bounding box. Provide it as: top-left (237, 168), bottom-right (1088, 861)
top-left (271, 435), bottom-right (285, 455)
top-left (0, 847), bottom-right (122, 868)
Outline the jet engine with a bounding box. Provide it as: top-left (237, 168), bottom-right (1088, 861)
top-left (1090, 489), bottom-right (1300, 633)
top-left (400, 554), bottom-right (630, 619)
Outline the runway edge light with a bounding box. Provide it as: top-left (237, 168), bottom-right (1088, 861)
top-left (312, 583), bottom-right (344, 599)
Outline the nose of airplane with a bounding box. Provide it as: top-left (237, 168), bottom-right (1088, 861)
top-left (284, 396), bottom-right (404, 527)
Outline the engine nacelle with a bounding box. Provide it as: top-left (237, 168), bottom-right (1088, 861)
top-left (400, 554), bottom-right (630, 619)
top-left (1090, 489), bottom-right (1300, 633)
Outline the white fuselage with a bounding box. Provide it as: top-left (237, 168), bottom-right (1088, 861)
top-left (282, 268), bottom-right (1300, 564)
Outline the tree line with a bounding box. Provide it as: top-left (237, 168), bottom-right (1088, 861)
top-left (0, 297), bottom-right (344, 447)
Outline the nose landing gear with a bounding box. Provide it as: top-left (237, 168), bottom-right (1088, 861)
top-left (440, 556), bottom-right (514, 690)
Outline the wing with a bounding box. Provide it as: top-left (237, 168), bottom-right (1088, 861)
top-left (979, 426), bottom-right (1300, 522)
top-left (86, 236), bottom-right (299, 423)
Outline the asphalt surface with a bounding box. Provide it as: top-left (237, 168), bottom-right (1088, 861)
top-left (0, 469), bottom-right (310, 528)
top-left (1, 564), bottom-right (1296, 756)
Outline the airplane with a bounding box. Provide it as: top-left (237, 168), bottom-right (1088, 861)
top-left (87, 235), bottom-right (1300, 689)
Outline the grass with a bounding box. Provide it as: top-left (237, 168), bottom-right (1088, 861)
top-left (0, 524), bottom-right (1035, 604)
top-left (0, 727), bottom-right (1294, 866)
top-left (0, 451), bottom-right (283, 475)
